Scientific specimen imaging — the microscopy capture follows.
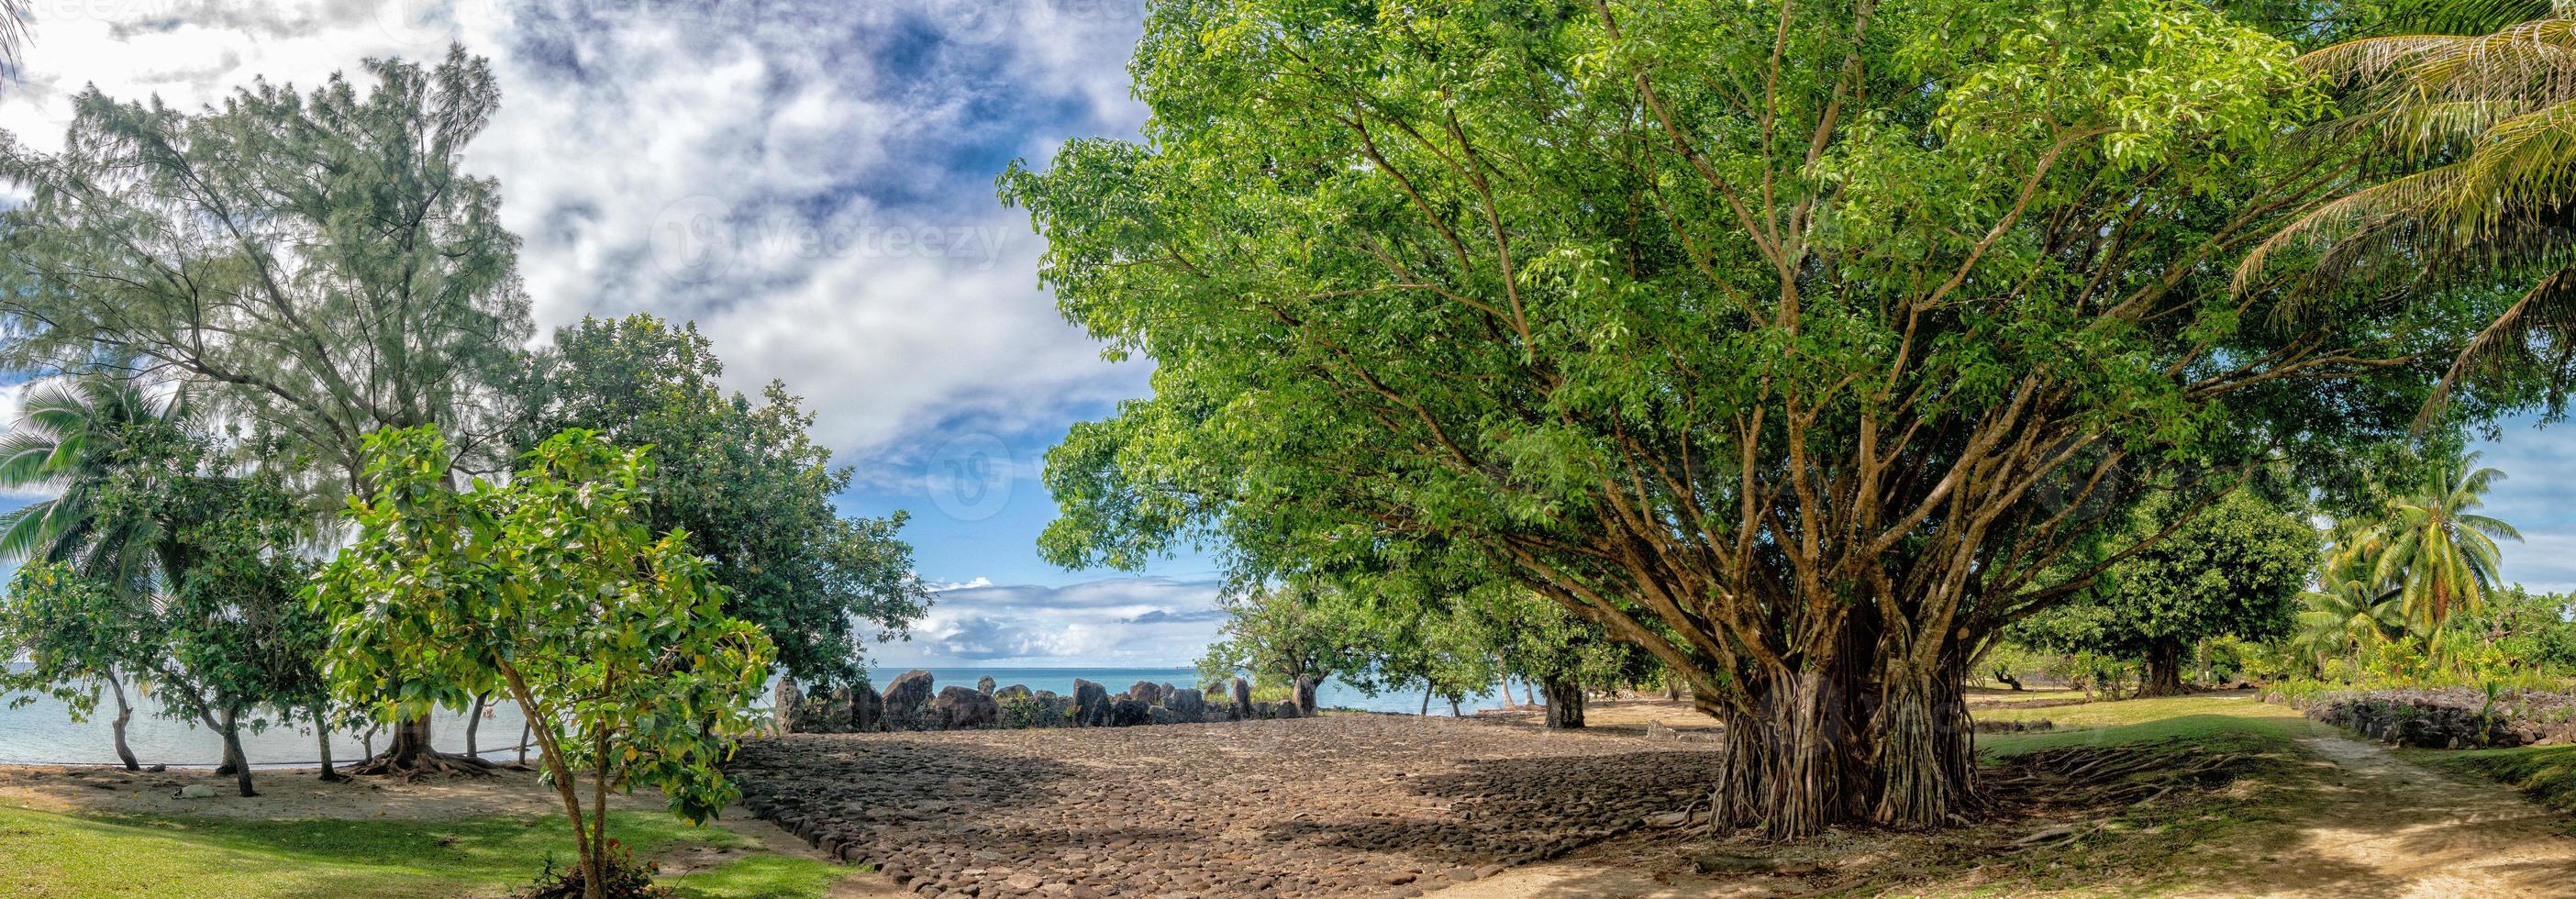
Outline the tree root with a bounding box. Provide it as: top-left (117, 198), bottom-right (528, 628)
top-left (341, 750), bottom-right (498, 781)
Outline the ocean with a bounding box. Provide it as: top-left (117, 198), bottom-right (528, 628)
top-left (0, 666), bottom-right (1513, 768)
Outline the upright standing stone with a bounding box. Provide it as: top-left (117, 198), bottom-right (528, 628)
top-left (976, 675), bottom-right (997, 695)
top-left (883, 670), bottom-right (936, 730)
top-left (1293, 674), bottom-right (1318, 716)
top-left (772, 679), bottom-right (803, 733)
top-left (849, 683), bottom-right (884, 732)
top-left (1231, 677), bottom-right (1252, 716)
top-left (1128, 681), bottom-right (1164, 707)
top-left (1072, 679), bottom-right (1111, 727)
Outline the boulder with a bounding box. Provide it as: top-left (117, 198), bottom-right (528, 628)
top-left (933, 685), bottom-right (1000, 729)
top-left (1128, 681), bottom-right (1164, 707)
top-left (1274, 700), bottom-right (1302, 719)
top-left (1169, 688), bottom-right (1205, 720)
top-left (883, 670), bottom-right (936, 730)
top-left (1292, 674), bottom-right (1318, 716)
top-left (976, 675), bottom-right (997, 695)
top-left (1072, 679), bottom-right (1112, 727)
top-left (1230, 677), bottom-right (1252, 711)
top-left (994, 683), bottom-right (1033, 703)
top-left (1111, 697), bottom-right (1151, 727)
top-left (1251, 702), bottom-right (1277, 719)
top-left (1149, 705), bottom-right (1177, 726)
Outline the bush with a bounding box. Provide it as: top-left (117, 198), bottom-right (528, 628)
top-left (523, 844), bottom-right (668, 899)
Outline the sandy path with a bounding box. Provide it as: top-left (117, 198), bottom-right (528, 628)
top-left (2191, 734), bottom-right (2576, 898)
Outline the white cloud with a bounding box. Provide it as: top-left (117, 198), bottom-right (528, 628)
top-left (872, 576), bottom-right (1224, 667)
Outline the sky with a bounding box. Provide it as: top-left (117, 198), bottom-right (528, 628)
top-left (0, 0), bottom-right (2563, 669)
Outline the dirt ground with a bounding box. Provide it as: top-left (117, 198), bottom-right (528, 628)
top-left (9, 696), bottom-right (2575, 898)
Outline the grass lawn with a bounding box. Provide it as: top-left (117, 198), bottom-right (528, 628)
top-left (0, 803), bottom-right (850, 899)
top-left (1978, 691), bottom-right (2334, 753)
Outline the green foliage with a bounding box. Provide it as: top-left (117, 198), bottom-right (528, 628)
top-left (0, 374), bottom-right (328, 787)
top-left (510, 314), bottom-right (930, 690)
top-left (0, 562), bottom-right (136, 720)
top-left (2018, 491), bottom-right (2317, 687)
top-left (1192, 583), bottom-right (1363, 694)
top-left (1003, 0), bottom-right (2504, 832)
top-left (310, 426), bottom-right (773, 893)
top-left (0, 373), bottom-right (182, 572)
top-left (2247, 8), bottom-right (2576, 418)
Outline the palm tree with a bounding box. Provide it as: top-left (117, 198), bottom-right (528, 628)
top-left (0, 375), bottom-right (183, 581)
top-left (2238, 3), bottom-right (2576, 420)
top-left (2366, 450), bottom-right (2522, 635)
top-left (2294, 570), bottom-right (2409, 663)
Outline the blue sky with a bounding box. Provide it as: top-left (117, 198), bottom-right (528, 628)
top-left (0, 0), bottom-right (2564, 668)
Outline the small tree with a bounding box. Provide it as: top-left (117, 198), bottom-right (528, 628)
top-left (1193, 583), bottom-right (1362, 715)
top-left (508, 314), bottom-right (931, 693)
top-left (2021, 492), bottom-right (2316, 695)
top-left (0, 562), bottom-right (153, 770)
top-left (311, 427), bottom-right (772, 899)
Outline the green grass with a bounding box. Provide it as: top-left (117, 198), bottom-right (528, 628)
top-left (2404, 742), bottom-right (2576, 818)
top-left (0, 803), bottom-right (849, 899)
top-left (1979, 693), bottom-right (2333, 758)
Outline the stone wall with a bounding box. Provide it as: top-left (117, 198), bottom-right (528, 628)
top-left (2282, 686), bottom-right (2576, 749)
top-left (784, 671), bottom-right (1304, 734)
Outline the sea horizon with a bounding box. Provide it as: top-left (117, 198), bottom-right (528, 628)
top-left (0, 662), bottom-right (1519, 769)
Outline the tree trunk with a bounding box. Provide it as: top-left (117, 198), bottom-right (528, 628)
top-left (465, 693), bottom-right (487, 760)
top-left (1420, 685), bottom-right (1433, 716)
top-left (1712, 666), bottom-right (1870, 839)
top-left (517, 719), bottom-right (531, 766)
top-left (316, 705), bottom-right (344, 782)
top-left (1540, 677), bottom-right (1585, 728)
top-left (105, 671), bottom-right (139, 771)
top-left (219, 706), bottom-right (256, 797)
top-left (2141, 641), bottom-right (2187, 697)
top-left (1870, 659), bottom-right (1978, 828)
top-left (351, 713), bottom-right (492, 776)
top-left (1496, 663), bottom-right (1516, 707)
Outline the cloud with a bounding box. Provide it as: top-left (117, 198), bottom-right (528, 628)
top-left (872, 576), bottom-right (1225, 667)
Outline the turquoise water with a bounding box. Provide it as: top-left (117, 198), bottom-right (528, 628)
top-left (0, 666), bottom-right (1512, 768)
